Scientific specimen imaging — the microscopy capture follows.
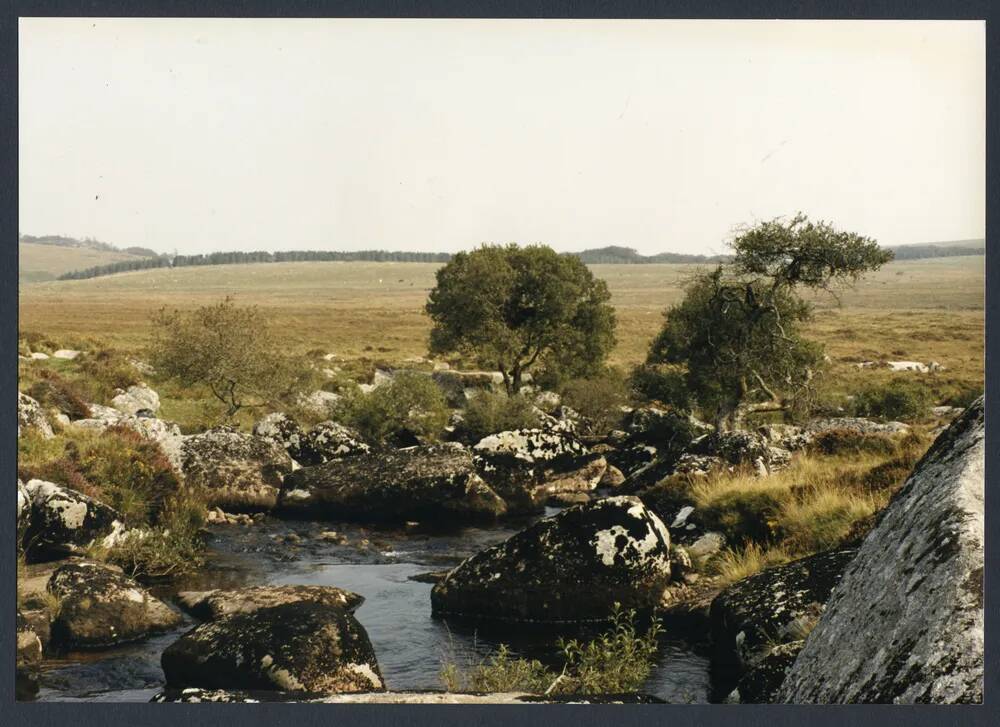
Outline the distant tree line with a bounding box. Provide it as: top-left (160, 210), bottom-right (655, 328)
top-left (885, 243), bottom-right (985, 260)
top-left (572, 245), bottom-right (731, 264)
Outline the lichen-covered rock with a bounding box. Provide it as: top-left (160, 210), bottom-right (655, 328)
top-left (299, 420), bottom-right (371, 465)
top-left (16, 610), bottom-right (43, 700)
top-left (278, 443), bottom-right (506, 522)
top-left (805, 417), bottom-right (908, 436)
top-left (778, 397), bottom-right (985, 704)
top-left (23, 479), bottom-right (122, 558)
top-left (17, 478), bottom-right (31, 543)
top-left (431, 496), bottom-right (671, 623)
top-left (731, 640), bottom-right (805, 704)
top-left (150, 688), bottom-right (664, 704)
top-left (472, 428), bottom-right (605, 513)
top-left (18, 392), bottom-right (53, 438)
top-left (709, 549), bottom-right (856, 693)
top-left (297, 390), bottom-right (341, 418)
top-left (431, 370), bottom-right (503, 406)
top-left (161, 601), bottom-right (384, 694)
top-left (48, 561), bottom-right (182, 649)
top-left (253, 412), bottom-right (307, 462)
top-left (111, 383), bottom-right (160, 415)
top-left (180, 427), bottom-right (294, 510)
top-left (177, 585), bottom-right (364, 621)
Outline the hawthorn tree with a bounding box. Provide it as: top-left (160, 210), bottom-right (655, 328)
top-left (645, 214), bottom-right (892, 430)
top-left (426, 244), bottom-right (616, 394)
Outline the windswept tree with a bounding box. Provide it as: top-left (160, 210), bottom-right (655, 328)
top-left (150, 297), bottom-right (309, 418)
top-left (646, 214), bottom-right (892, 430)
top-left (426, 244), bottom-right (617, 394)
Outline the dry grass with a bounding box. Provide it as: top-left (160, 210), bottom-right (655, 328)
top-left (711, 543), bottom-right (792, 587)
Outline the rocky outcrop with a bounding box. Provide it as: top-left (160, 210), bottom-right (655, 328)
top-left (111, 383), bottom-right (161, 416)
top-left (177, 585), bottom-right (364, 621)
top-left (805, 417), bottom-right (908, 437)
top-left (18, 393), bottom-right (53, 438)
top-left (48, 561), bottom-right (182, 649)
top-left (472, 428), bottom-right (606, 513)
top-left (297, 390), bottom-right (341, 418)
top-left (161, 601), bottom-right (384, 694)
top-left (16, 610), bottom-right (43, 700)
top-left (151, 688), bottom-right (664, 704)
top-left (180, 428), bottom-right (294, 510)
top-left (253, 412), bottom-right (307, 462)
top-left (299, 421), bottom-right (371, 465)
top-left (278, 443), bottom-right (506, 522)
top-left (431, 496), bottom-right (671, 623)
top-left (23, 480), bottom-right (122, 559)
top-left (731, 640), bottom-right (805, 704)
top-left (778, 397), bottom-right (985, 704)
top-left (709, 548), bottom-right (856, 697)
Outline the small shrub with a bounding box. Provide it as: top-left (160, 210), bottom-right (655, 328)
top-left (561, 369), bottom-right (629, 434)
top-left (852, 379), bottom-right (933, 422)
top-left (462, 391), bottom-right (540, 441)
top-left (629, 363), bottom-right (690, 410)
top-left (27, 370), bottom-right (92, 420)
top-left (807, 428), bottom-right (898, 457)
top-left (335, 372), bottom-right (449, 443)
top-left (711, 543), bottom-right (791, 586)
top-left (78, 348), bottom-right (143, 400)
top-left (941, 383), bottom-right (982, 409)
top-left (102, 497), bottom-right (207, 580)
top-left (465, 645), bottom-right (554, 694)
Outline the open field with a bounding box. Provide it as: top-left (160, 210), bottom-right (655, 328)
top-left (18, 242), bottom-right (150, 283)
top-left (20, 255), bottom-right (984, 370)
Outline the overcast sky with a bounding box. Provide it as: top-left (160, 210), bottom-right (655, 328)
top-left (19, 18), bottom-right (985, 256)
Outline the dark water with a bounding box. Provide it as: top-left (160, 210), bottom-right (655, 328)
top-left (36, 513), bottom-right (713, 703)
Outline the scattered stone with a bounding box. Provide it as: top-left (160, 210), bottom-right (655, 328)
top-left (279, 443), bottom-right (506, 522)
top-left (150, 688), bottom-right (664, 704)
top-left (685, 531), bottom-right (726, 565)
top-left (548, 491), bottom-right (591, 506)
top-left (431, 496), bottom-right (671, 623)
top-left (48, 561), bottom-right (182, 649)
top-left (805, 417), bottom-right (909, 436)
top-left (29, 352), bottom-right (50, 360)
top-left (408, 570), bottom-right (450, 584)
top-left (161, 601), bottom-right (384, 694)
top-left (778, 397), bottom-right (985, 704)
top-left (176, 585), bottom-right (364, 621)
top-left (885, 360), bottom-right (929, 373)
top-left (52, 349), bottom-right (82, 360)
top-left (598, 464), bottom-right (626, 488)
top-left (18, 392), bottom-right (54, 439)
top-left (318, 530), bottom-right (348, 544)
top-left (297, 390), bottom-right (342, 418)
top-left (111, 383), bottom-right (161, 416)
top-left (23, 479), bottom-right (122, 558)
top-left (180, 427), bottom-right (294, 510)
top-left (533, 390), bottom-right (561, 412)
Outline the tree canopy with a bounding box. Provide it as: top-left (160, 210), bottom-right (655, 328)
top-left (645, 214), bottom-right (892, 429)
top-left (426, 244), bottom-right (616, 394)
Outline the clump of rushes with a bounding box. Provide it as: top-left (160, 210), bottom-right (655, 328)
top-left (441, 604), bottom-right (662, 696)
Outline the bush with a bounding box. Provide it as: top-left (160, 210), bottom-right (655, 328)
top-left (441, 604), bottom-right (661, 696)
top-left (561, 369), bottom-right (630, 434)
top-left (78, 348), bottom-right (143, 399)
top-left (941, 383), bottom-right (982, 409)
top-left (629, 363), bottom-right (690, 410)
top-left (27, 370), bottom-right (92, 420)
top-left (807, 428), bottom-right (898, 457)
top-left (852, 379), bottom-right (933, 421)
top-left (335, 372), bottom-right (449, 443)
top-left (462, 391), bottom-right (540, 441)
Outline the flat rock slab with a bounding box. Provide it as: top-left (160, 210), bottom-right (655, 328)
top-left (778, 397), bottom-right (985, 704)
top-left (177, 585), bottom-right (364, 620)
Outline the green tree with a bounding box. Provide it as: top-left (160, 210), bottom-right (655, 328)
top-left (150, 297), bottom-right (308, 418)
top-left (426, 244), bottom-right (616, 394)
top-left (646, 214), bottom-right (892, 430)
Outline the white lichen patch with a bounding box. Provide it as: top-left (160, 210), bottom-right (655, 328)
top-left (347, 662), bottom-right (383, 689)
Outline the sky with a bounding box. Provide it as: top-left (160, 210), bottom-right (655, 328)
top-left (19, 18), bottom-right (985, 256)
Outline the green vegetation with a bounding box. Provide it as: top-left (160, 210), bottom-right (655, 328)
top-left (427, 244), bottom-right (617, 394)
top-left (851, 378), bottom-right (934, 421)
top-left (646, 214), bottom-right (892, 429)
top-left (441, 604), bottom-right (662, 696)
top-left (462, 391), bottom-right (540, 441)
top-left (334, 371), bottom-right (449, 444)
top-left (150, 297), bottom-right (312, 418)
top-left (27, 369), bottom-right (92, 420)
top-left (560, 369), bottom-right (630, 434)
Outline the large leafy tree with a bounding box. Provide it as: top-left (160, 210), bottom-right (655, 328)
top-left (426, 244), bottom-right (617, 394)
top-left (646, 214), bottom-right (892, 430)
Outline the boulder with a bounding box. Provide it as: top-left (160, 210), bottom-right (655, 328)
top-left (805, 417), bottom-right (908, 436)
top-left (48, 561), bottom-right (182, 649)
top-left (599, 464), bottom-right (626, 488)
top-left (709, 549), bottom-right (856, 692)
top-left (52, 349), bottom-right (82, 360)
top-left (23, 479), bottom-right (122, 558)
top-left (161, 601), bottom-right (384, 694)
top-left (180, 428), bottom-right (294, 510)
top-left (778, 397), bottom-right (985, 704)
top-left (297, 390), bottom-right (341, 417)
top-left (177, 585), bottom-right (364, 620)
top-left (16, 610), bottom-right (43, 700)
top-left (300, 421), bottom-right (371, 465)
top-left (18, 392), bottom-right (53, 438)
top-left (17, 478), bottom-right (31, 543)
top-left (253, 412), bottom-right (307, 462)
top-left (111, 383), bottom-right (161, 415)
top-left (731, 640), bottom-right (805, 704)
top-left (472, 428), bottom-right (606, 513)
top-left (885, 360), bottom-right (929, 373)
top-left (431, 370), bottom-right (503, 406)
top-left (278, 443), bottom-right (506, 522)
top-left (29, 351), bottom-right (50, 360)
top-left (431, 496), bottom-right (672, 623)
top-left (115, 415), bottom-right (186, 470)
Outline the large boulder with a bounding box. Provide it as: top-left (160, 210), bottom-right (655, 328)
top-left (278, 443), bottom-right (506, 522)
top-left (23, 479), bottom-right (123, 559)
top-left (161, 601), bottom-right (384, 694)
top-left (17, 479), bottom-right (31, 544)
top-left (299, 421), bottom-right (371, 465)
top-left (431, 496), bottom-right (672, 623)
top-left (709, 549), bottom-right (856, 695)
top-left (805, 417), bottom-right (908, 437)
top-left (472, 428), bottom-right (607, 513)
top-left (180, 427), bottom-right (294, 510)
top-left (177, 585), bottom-right (364, 621)
top-left (48, 561), bottom-right (182, 649)
top-left (18, 392), bottom-right (53, 438)
top-left (778, 397), bottom-right (985, 704)
top-left (111, 383), bottom-right (161, 416)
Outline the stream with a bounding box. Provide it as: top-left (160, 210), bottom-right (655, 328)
top-left (35, 509), bottom-right (714, 703)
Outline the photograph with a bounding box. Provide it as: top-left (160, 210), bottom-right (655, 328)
top-left (15, 15), bottom-right (985, 707)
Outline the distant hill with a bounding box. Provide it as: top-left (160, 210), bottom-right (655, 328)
top-left (19, 234), bottom-right (162, 283)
